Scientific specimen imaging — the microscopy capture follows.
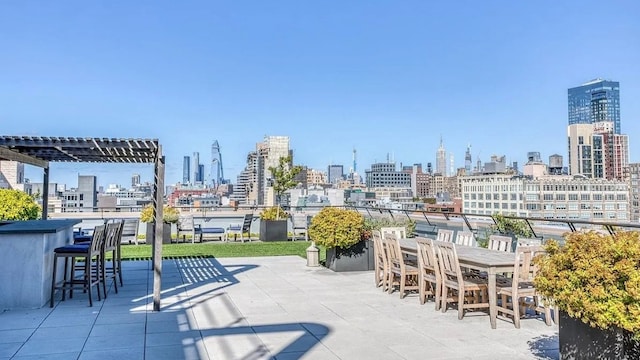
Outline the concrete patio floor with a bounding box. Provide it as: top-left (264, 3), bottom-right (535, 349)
top-left (0, 256), bottom-right (559, 359)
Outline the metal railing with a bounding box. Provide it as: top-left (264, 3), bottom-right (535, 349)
top-left (45, 204), bottom-right (640, 242)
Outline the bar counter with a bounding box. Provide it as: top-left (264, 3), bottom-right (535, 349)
top-left (0, 219), bottom-right (80, 309)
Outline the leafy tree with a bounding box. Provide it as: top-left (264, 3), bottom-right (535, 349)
top-left (268, 155), bottom-right (302, 218)
top-left (0, 189), bottom-right (41, 220)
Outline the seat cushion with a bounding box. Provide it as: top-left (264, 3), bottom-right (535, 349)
top-left (73, 235), bottom-right (92, 242)
top-left (228, 225), bottom-right (242, 231)
top-left (54, 244), bottom-right (90, 254)
top-left (199, 227), bottom-right (225, 234)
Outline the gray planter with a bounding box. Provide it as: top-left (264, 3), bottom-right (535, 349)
top-left (260, 220), bottom-right (288, 241)
top-left (325, 240), bottom-right (374, 272)
top-left (560, 311), bottom-right (640, 360)
top-left (146, 223), bottom-right (172, 244)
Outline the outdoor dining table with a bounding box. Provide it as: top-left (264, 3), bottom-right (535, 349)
top-left (399, 237), bottom-right (516, 329)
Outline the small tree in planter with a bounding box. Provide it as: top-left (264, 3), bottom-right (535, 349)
top-left (534, 231), bottom-right (640, 359)
top-left (0, 189), bottom-right (40, 220)
top-left (259, 206), bottom-right (289, 241)
top-left (309, 207), bottom-right (368, 272)
top-left (140, 205), bottom-right (179, 243)
top-left (487, 213), bottom-right (533, 249)
top-left (259, 155), bottom-right (302, 241)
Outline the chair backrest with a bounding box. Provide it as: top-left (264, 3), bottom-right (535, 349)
top-left (517, 237), bottom-right (542, 248)
top-left (455, 231), bottom-right (476, 247)
top-left (436, 229), bottom-right (454, 243)
top-left (241, 214), bottom-right (253, 232)
top-left (104, 221), bottom-right (122, 251)
top-left (120, 219), bottom-right (139, 244)
top-left (434, 241), bottom-right (464, 285)
top-left (372, 230), bottom-right (388, 268)
top-left (381, 227), bottom-right (406, 240)
top-left (384, 233), bottom-right (404, 270)
top-left (90, 225), bottom-right (106, 255)
top-left (513, 245), bottom-right (545, 284)
top-left (488, 234), bottom-right (513, 252)
top-left (416, 238), bottom-right (440, 281)
top-left (291, 213), bottom-right (308, 230)
top-left (178, 216), bottom-right (194, 231)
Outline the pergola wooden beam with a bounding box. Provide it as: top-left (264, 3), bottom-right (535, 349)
top-left (0, 147), bottom-right (49, 168)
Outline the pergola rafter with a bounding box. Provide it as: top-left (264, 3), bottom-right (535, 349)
top-left (0, 135), bottom-right (165, 311)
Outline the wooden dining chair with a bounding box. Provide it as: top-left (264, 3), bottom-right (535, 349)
top-left (381, 226), bottom-right (407, 240)
top-left (416, 238), bottom-right (442, 309)
top-left (488, 235), bottom-right (513, 252)
top-left (386, 233), bottom-right (419, 298)
top-left (372, 230), bottom-right (390, 291)
top-left (436, 229), bottom-right (454, 243)
top-left (455, 231), bottom-right (476, 247)
top-left (495, 245), bottom-right (552, 328)
top-left (516, 237), bottom-right (542, 247)
top-left (435, 241), bottom-right (489, 320)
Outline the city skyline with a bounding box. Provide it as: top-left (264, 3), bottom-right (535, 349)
top-left (2, 1), bottom-right (639, 186)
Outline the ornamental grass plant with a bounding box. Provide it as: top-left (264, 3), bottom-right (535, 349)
top-left (534, 230), bottom-right (640, 338)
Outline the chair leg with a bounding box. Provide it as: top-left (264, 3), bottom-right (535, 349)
top-left (513, 296), bottom-right (521, 328)
top-left (399, 273), bottom-right (406, 299)
top-left (86, 256), bottom-right (93, 307)
top-left (50, 255), bottom-right (58, 308)
top-left (435, 281), bottom-right (442, 311)
top-left (458, 289), bottom-right (465, 320)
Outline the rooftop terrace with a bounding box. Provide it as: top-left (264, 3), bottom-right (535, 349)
top-left (1, 256), bottom-right (558, 359)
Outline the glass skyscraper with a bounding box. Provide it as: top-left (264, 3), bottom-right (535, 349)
top-left (568, 79), bottom-right (621, 134)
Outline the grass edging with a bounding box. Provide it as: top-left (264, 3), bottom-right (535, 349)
top-left (119, 241), bottom-right (326, 261)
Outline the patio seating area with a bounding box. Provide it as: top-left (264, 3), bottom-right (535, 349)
top-left (0, 256), bottom-right (559, 359)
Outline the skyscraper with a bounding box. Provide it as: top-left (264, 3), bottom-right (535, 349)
top-left (211, 140), bottom-right (224, 187)
top-left (464, 145), bottom-right (472, 173)
top-left (182, 156), bottom-right (191, 184)
top-left (436, 136), bottom-right (447, 176)
top-left (328, 165), bottom-right (344, 184)
top-left (568, 79), bottom-right (621, 134)
top-left (192, 152), bottom-right (200, 185)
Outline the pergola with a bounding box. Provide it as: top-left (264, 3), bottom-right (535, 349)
top-left (0, 136), bottom-right (165, 311)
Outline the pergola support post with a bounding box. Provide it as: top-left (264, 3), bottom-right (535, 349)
top-left (42, 166), bottom-right (49, 220)
top-left (152, 148), bottom-right (165, 311)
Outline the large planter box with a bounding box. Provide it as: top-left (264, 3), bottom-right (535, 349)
top-left (560, 311), bottom-right (640, 360)
top-left (146, 223), bottom-right (172, 244)
top-left (325, 240), bottom-right (374, 272)
top-left (260, 220), bottom-right (288, 242)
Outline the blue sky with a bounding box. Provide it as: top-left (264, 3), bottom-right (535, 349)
top-left (1, 1), bottom-right (639, 188)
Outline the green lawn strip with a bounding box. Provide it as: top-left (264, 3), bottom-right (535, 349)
top-left (118, 241), bottom-right (326, 260)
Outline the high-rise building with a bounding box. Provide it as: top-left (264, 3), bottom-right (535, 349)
top-left (365, 162), bottom-right (411, 188)
top-left (568, 122), bottom-right (628, 180)
top-left (568, 79), bottom-right (621, 134)
top-left (328, 165), bottom-right (344, 184)
top-left (0, 160), bottom-right (25, 190)
top-left (628, 163), bottom-right (640, 222)
top-left (131, 174), bottom-right (141, 188)
top-left (436, 137), bottom-right (446, 176)
top-left (182, 156), bottom-right (191, 184)
top-left (464, 145), bottom-right (472, 173)
top-left (192, 152), bottom-right (201, 185)
top-left (197, 164), bottom-right (205, 183)
top-left (211, 140), bottom-right (224, 187)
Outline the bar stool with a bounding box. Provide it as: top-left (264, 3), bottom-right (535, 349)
top-left (102, 221), bottom-right (123, 296)
top-left (50, 225), bottom-right (106, 307)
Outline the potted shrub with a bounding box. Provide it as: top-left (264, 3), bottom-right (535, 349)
top-left (259, 206), bottom-right (289, 241)
top-left (140, 205), bottom-right (180, 244)
top-left (309, 207), bottom-right (369, 272)
top-left (488, 213), bottom-right (533, 250)
top-left (0, 189), bottom-right (41, 220)
top-left (534, 231), bottom-right (640, 359)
